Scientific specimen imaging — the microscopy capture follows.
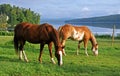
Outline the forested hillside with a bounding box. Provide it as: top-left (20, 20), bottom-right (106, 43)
top-left (65, 14), bottom-right (120, 23)
top-left (0, 4), bottom-right (40, 31)
top-left (65, 14), bottom-right (120, 28)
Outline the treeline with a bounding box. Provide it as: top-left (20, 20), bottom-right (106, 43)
top-left (0, 4), bottom-right (40, 31)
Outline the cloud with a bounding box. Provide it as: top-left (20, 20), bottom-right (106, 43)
top-left (1, 0), bottom-right (120, 19)
top-left (81, 7), bottom-right (90, 12)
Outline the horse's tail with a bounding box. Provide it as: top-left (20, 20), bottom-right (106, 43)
top-left (14, 35), bottom-right (19, 54)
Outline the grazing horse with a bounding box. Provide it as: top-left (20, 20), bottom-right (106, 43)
top-left (14, 22), bottom-right (63, 66)
top-left (58, 24), bottom-right (98, 56)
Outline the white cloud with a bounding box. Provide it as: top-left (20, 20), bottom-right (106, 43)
top-left (0, 0), bottom-right (120, 19)
top-left (81, 7), bottom-right (90, 12)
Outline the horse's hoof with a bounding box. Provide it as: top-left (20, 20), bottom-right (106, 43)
top-left (25, 60), bottom-right (29, 62)
top-left (63, 54), bottom-right (66, 56)
top-left (76, 53), bottom-right (79, 55)
top-left (53, 62), bottom-right (56, 64)
top-left (86, 55), bottom-right (89, 56)
top-left (19, 58), bottom-right (23, 60)
top-left (38, 58), bottom-right (42, 63)
top-left (51, 58), bottom-right (56, 64)
top-left (39, 61), bottom-right (42, 64)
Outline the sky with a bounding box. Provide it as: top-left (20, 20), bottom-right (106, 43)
top-left (0, 0), bottom-right (120, 19)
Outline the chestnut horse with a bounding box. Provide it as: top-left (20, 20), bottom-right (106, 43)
top-left (14, 22), bottom-right (63, 66)
top-left (58, 24), bottom-right (98, 56)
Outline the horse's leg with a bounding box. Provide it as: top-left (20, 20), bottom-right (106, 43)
top-left (77, 41), bottom-right (82, 55)
top-left (48, 42), bottom-right (56, 64)
top-left (22, 51), bottom-right (28, 62)
top-left (19, 41), bottom-right (28, 62)
top-left (61, 39), bottom-right (66, 56)
top-left (22, 41), bottom-right (28, 62)
top-left (19, 41), bottom-right (23, 60)
top-left (38, 43), bottom-right (44, 63)
top-left (19, 50), bottom-right (23, 60)
top-left (84, 39), bottom-right (89, 56)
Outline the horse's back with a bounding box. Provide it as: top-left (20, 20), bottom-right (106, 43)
top-left (14, 22), bottom-right (57, 43)
top-left (75, 26), bottom-right (93, 39)
top-left (15, 22), bottom-right (32, 29)
top-left (59, 24), bottom-right (93, 40)
top-left (58, 24), bottom-right (75, 38)
top-left (14, 22), bottom-right (35, 33)
top-left (74, 26), bottom-right (91, 33)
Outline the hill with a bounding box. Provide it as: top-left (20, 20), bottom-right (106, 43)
top-left (65, 14), bottom-right (120, 29)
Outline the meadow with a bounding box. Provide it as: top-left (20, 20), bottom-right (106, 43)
top-left (0, 36), bottom-right (120, 76)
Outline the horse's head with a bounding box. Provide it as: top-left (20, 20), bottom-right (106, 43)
top-left (92, 44), bottom-right (98, 56)
top-left (55, 45), bottom-right (63, 66)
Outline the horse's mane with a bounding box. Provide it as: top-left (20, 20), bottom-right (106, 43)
top-left (90, 33), bottom-right (97, 45)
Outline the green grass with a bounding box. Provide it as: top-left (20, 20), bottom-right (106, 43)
top-left (0, 36), bottom-right (120, 76)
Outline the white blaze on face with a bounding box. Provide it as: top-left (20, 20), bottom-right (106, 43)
top-left (92, 47), bottom-right (98, 56)
top-left (95, 50), bottom-right (98, 56)
top-left (59, 51), bottom-right (63, 65)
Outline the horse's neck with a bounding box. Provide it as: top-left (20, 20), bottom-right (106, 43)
top-left (53, 39), bottom-right (61, 52)
top-left (52, 29), bottom-right (61, 50)
top-left (90, 33), bottom-right (97, 46)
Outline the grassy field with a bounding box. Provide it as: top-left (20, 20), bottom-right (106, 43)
top-left (0, 36), bottom-right (120, 76)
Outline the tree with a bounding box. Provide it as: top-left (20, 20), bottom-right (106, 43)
top-left (0, 4), bottom-right (40, 29)
top-left (0, 14), bottom-right (8, 30)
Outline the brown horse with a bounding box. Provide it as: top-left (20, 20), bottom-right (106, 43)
top-left (58, 24), bottom-right (98, 56)
top-left (14, 22), bottom-right (63, 66)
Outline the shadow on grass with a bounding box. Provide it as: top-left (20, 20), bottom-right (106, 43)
top-left (0, 45), bottom-right (13, 50)
top-left (0, 55), bottom-right (43, 65)
top-left (0, 55), bottom-right (26, 63)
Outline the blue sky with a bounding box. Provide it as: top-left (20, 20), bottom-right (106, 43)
top-left (0, 0), bottom-right (120, 19)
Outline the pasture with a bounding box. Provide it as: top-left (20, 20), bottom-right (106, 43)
top-left (0, 36), bottom-right (120, 76)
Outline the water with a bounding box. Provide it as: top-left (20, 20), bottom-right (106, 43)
top-left (41, 19), bottom-right (120, 36)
